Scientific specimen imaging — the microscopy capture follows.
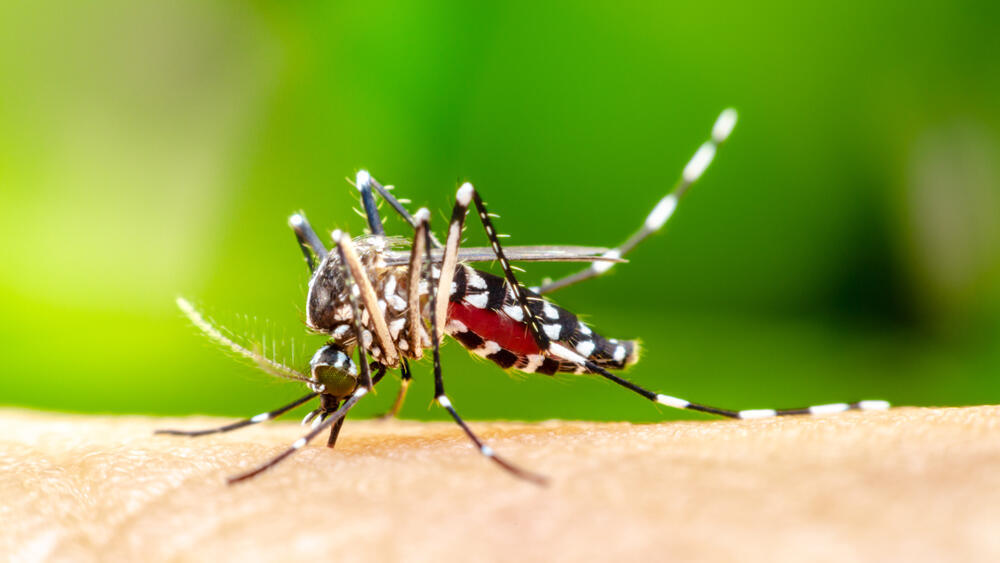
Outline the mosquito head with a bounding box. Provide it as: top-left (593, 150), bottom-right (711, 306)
top-left (309, 344), bottom-right (359, 398)
top-left (306, 249), bottom-right (348, 331)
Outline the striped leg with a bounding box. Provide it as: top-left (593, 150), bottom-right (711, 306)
top-left (436, 183), bottom-right (554, 353)
top-left (549, 344), bottom-right (890, 419)
top-left (225, 238), bottom-right (382, 483)
top-left (536, 108), bottom-right (738, 295)
top-left (438, 185), bottom-right (891, 421)
top-left (422, 211), bottom-right (546, 485)
top-left (227, 386), bottom-right (370, 484)
top-left (288, 212), bottom-right (328, 273)
top-left (355, 170), bottom-right (443, 248)
top-left (155, 392), bottom-right (319, 437)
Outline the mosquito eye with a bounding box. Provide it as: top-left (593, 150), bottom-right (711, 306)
top-left (310, 345), bottom-right (358, 396)
top-left (311, 363), bottom-right (357, 397)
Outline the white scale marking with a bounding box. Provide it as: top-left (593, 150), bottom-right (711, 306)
top-left (388, 318), bottom-right (406, 339)
top-left (645, 194), bottom-right (678, 231)
top-left (543, 324), bottom-right (562, 340)
top-left (250, 413), bottom-right (271, 423)
top-left (656, 394), bottom-right (691, 409)
top-left (549, 342), bottom-right (587, 364)
top-left (446, 319), bottom-right (469, 333)
top-left (456, 183), bottom-right (474, 206)
top-left (575, 340), bottom-right (596, 357)
top-left (292, 437), bottom-right (307, 449)
top-left (612, 345), bottom-right (626, 362)
top-left (592, 250), bottom-right (620, 274)
top-left (465, 293), bottom-right (488, 309)
top-left (712, 108), bottom-right (738, 143)
top-left (578, 323), bottom-right (592, 336)
top-left (389, 295), bottom-right (407, 311)
top-left (809, 403), bottom-right (849, 415)
top-left (859, 400), bottom-right (890, 410)
top-left (523, 354), bottom-right (544, 372)
top-left (503, 304), bottom-right (524, 321)
top-left (739, 409), bottom-right (777, 419)
top-left (466, 268), bottom-right (487, 289)
top-left (683, 142), bottom-right (716, 183)
top-left (437, 395), bottom-right (452, 408)
top-left (542, 302), bottom-right (560, 320)
top-left (475, 341), bottom-right (501, 357)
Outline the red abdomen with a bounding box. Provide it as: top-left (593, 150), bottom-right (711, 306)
top-left (447, 302), bottom-right (541, 356)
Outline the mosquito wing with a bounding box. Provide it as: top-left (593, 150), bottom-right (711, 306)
top-left (382, 245), bottom-right (626, 266)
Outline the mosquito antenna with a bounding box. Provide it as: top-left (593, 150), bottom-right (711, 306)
top-left (176, 297), bottom-right (312, 383)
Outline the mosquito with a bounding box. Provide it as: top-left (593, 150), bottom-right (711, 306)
top-left (157, 108), bottom-right (890, 485)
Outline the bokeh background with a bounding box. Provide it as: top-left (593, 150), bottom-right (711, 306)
top-left (1, 1), bottom-right (998, 423)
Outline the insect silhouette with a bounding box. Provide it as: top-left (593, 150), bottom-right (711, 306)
top-left (157, 109), bottom-right (890, 484)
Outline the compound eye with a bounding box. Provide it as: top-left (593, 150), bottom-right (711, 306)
top-left (309, 345), bottom-right (358, 397)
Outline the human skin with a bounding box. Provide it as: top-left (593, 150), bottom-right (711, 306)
top-left (4, 406), bottom-right (1000, 562)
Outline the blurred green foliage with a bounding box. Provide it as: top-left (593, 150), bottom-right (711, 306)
top-left (1, 1), bottom-right (998, 422)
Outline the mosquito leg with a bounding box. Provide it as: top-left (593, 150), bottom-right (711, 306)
top-left (370, 363), bottom-right (389, 386)
top-left (537, 108), bottom-right (738, 294)
top-left (422, 217), bottom-right (546, 485)
top-left (355, 170), bottom-right (387, 236)
top-left (377, 207), bottom-right (432, 420)
top-left (155, 392), bottom-right (319, 437)
top-left (438, 183), bottom-right (553, 354)
top-left (378, 358), bottom-right (412, 420)
top-left (226, 386), bottom-right (370, 484)
top-left (406, 208), bottom-right (431, 357)
top-left (332, 229), bottom-right (399, 369)
top-left (357, 170), bottom-right (443, 248)
top-left (288, 212), bottom-right (328, 273)
top-left (441, 184), bottom-right (891, 421)
top-left (542, 341), bottom-right (891, 418)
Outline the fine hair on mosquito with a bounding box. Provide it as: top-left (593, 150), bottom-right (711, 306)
top-left (157, 108), bottom-right (890, 485)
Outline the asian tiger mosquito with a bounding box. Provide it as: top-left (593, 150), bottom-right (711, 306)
top-left (157, 108), bottom-right (890, 485)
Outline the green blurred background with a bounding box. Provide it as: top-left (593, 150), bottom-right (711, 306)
top-left (1, 1), bottom-right (998, 423)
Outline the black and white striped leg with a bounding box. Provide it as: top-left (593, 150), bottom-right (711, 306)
top-left (288, 212), bottom-right (328, 273)
top-left (422, 217), bottom-right (546, 485)
top-left (601, 364), bottom-right (890, 418)
top-left (226, 386), bottom-right (370, 484)
top-left (378, 358), bottom-right (412, 420)
top-left (155, 392), bottom-right (319, 437)
top-left (537, 108), bottom-right (739, 295)
top-left (547, 343), bottom-right (890, 419)
top-left (356, 170), bottom-right (443, 248)
top-left (436, 189), bottom-right (892, 421)
top-left (436, 183), bottom-right (553, 353)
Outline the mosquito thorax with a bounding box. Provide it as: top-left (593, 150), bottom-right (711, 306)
top-left (305, 235), bottom-right (389, 333)
top-left (309, 344), bottom-right (359, 397)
